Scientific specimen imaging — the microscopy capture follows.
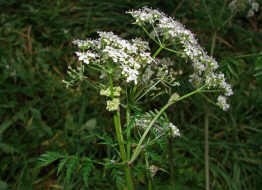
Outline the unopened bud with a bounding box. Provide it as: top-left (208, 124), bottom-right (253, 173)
top-left (168, 93), bottom-right (180, 104)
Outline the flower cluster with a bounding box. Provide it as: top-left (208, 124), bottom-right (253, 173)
top-left (100, 86), bottom-right (122, 97)
top-left (100, 86), bottom-right (122, 111)
top-left (229, 0), bottom-right (260, 18)
top-left (141, 57), bottom-right (181, 87)
top-left (73, 32), bottom-right (154, 85)
top-left (106, 98), bottom-right (120, 111)
top-left (217, 95), bottom-right (230, 111)
top-left (128, 7), bottom-right (233, 110)
top-left (135, 115), bottom-right (180, 138)
top-left (247, 0), bottom-right (260, 17)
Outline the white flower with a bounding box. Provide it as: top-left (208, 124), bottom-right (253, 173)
top-left (247, 1), bottom-right (260, 17)
top-left (169, 123), bottom-right (180, 137)
top-left (72, 39), bottom-right (90, 47)
top-left (247, 9), bottom-right (255, 17)
top-left (148, 165), bottom-right (159, 177)
top-left (123, 67), bottom-right (139, 84)
top-left (127, 7), bottom-right (234, 111)
top-left (127, 7), bottom-right (163, 25)
top-left (252, 2), bottom-right (259, 12)
top-left (217, 95), bottom-right (230, 111)
top-left (75, 52), bottom-right (90, 64)
top-left (229, 0), bottom-right (238, 12)
top-left (75, 51), bottom-right (97, 64)
top-left (73, 31), bottom-right (155, 84)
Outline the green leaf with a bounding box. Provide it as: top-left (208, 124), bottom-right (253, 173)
top-left (0, 106), bottom-right (30, 136)
top-left (66, 156), bottom-right (78, 182)
top-left (0, 181), bottom-right (8, 190)
top-left (37, 152), bottom-right (63, 168)
top-left (82, 161), bottom-right (94, 186)
top-left (57, 156), bottom-right (69, 176)
top-left (30, 108), bottom-right (53, 136)
top-left (0, 143), bottom-right (18, 154)
top-left (82, 118), bottom-right (97, 131)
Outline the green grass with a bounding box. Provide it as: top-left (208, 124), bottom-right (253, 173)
top-left (0, 0), bottom-right (262, 189)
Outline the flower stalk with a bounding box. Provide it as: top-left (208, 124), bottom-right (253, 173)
top-left (109, 73), bottom-right (134, 190)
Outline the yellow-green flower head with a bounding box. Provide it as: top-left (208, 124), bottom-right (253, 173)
top-left (106, 98), bottom-right (120, 111)
top-left (168, 93), bottom-right (180, 104)
top-left (100, 86), bottom-right (122, 97)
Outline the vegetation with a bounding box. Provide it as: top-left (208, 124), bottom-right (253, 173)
top-left (0, 0), bottom-right (261, 190)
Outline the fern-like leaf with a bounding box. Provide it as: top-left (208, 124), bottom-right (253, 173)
top-left (37, 152), bottom-right (63, 167)
top-left (65, 156), bottom-right (79, 182)
top-left (57, 156), bottom-right (69, 176)
top-left (82, 161), bottom-right (94, 186)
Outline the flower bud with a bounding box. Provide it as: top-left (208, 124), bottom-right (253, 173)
top-left (168, 93), bottom-right (180, 104)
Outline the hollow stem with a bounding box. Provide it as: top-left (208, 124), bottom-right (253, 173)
top-left (153, 46), bottom-right (163, 58)
top-left (126, 107), bottom-right (131, 160)
top-left (109, 74), bottom-right (134, 190)
top-left (145, 152), bottom-right (153, 190)
top-left (113, 108), bottom-right (134, 190)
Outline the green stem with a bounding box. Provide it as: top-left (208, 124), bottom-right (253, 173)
top-left (87, 64), bottom-right (104, 72)
top-left (130, 86), bottom-right (205, 164)
top-left (175, 85), bottom-right (206, 102)
top-left (218, 12), bottom-right (236, 31)
top-left (109, 73), bottom-right (114, 98)
top-left (168, 137), bottom-right (175, 184)
top-left (235, 52), bottom-right (262, 58)
top-left (113, 109), bottom-right (134, 190)
top-left (153, 46), bottom-right (163, 58)
top-left (163, 46), bottom-right (183, 55)
top-left (126, 107), bottom-right (131, 160)
top-left (125, 166), bottom-right (134, 190)
top-left (113, 111), bottom-right (126, 161)
top-left (142, 26), bottom-right (183, 56)
top-left (202, 0), bottom-right (214, 29)
top-left (145, 152), bottom-right (153, 190)
top-left (130, 102), bottom-right (170, 164)
top-left (205, 30), bottom-right (216, 190)
top-left (136, 80), bottom-right (161, 102)
top-left (142, 26), bottom-right (162, 46)
top-left (210, 31), bottom-right (217, 57)
top-left (109, 74), bottom-right (134, 190)
top-left (200, 89), bottom-right (221, 93)
top-left (200, 93), bottom-right (218, 107)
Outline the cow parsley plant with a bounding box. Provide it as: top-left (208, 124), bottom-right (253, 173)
top-left (65, 7), bottom-right (234, 190)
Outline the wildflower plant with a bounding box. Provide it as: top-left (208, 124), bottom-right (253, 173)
top-left (65, 7), bottom-right (233, 189)
top-left (229, 0), bottom-right (260, 18)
